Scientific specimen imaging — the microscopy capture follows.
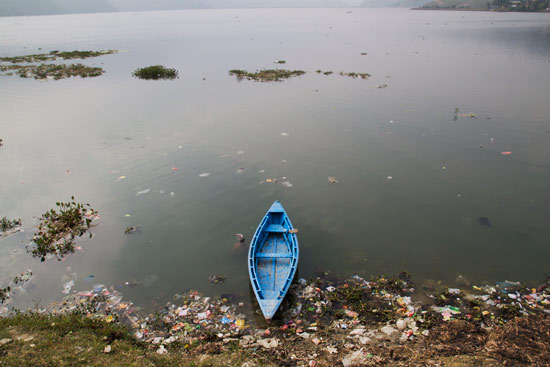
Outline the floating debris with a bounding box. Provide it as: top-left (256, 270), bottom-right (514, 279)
top-left (339, 72), bottom-right (370, 79)
top-left (236, 168), bottom-right (245, 174)
top-left (328, 176), bottom-right (338, 183)
top-left (281, 132), bottom-right (290, 137)
top-left (208, 274), bottom-right (227, 284)
top-left (136, 189), bottom-right (150, 196)
top-left (453, 107), bottom-right (477, 120)
top-left (501, 151), bottom-right (512, 156)
top-left (229, 69), bottom-right (305, 82)
top-left (377, 84), bottom-right (388, 89)
top-left (124, 226), bottom-right (139, 235)
top-left (274, 60), bottom-right (286, 64)
top-left (281, 181), bottom-right (293, 188)
top-left (198, 173), bottom-right (210, 178)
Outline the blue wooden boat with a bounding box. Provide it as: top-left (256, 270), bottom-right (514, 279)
top-left (248, 201), bottom-right (299, 320)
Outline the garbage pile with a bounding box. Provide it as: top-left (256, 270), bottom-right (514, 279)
top-left (45, 285), bottom-right (251, 354)
top-left (31, 272), bottom-right (550, 365)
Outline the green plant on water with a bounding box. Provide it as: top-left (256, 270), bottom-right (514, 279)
top-left (132, 65), bottom-right (179, 80)
top-left (30, 196), bottom-right (97, 262)
top-left (229, 69), bottom-right (305, 82)
top-left (323, 71), bottom-right (333, 75)
top-left (1, 217), bottom-right (21, 232)
top-left (339, 71), bottom-right (370, 79)
top-left (0, 50), bottom-right (117, 64)
top-left (0, 286), bottom-right (10, 303)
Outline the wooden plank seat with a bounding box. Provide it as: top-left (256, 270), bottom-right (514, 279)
top-left (256, 252), bottom-right (293, 258)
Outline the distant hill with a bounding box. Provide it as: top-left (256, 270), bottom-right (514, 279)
top-left (106, 0), bottom-right (207, 11)
top-left (203, 0), bottom-right (348, 7)
top-left (0, 0), bottom-right (364, 16)
top-left (419, 0), bottom-right (491, 8)
top-left (360, 0), bottom-right (431, 7)
top-left (0, 0), bottom-right (61, 16)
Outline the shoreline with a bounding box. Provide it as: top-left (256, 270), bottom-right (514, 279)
top-left (1, 272), bottom-right (549, 366)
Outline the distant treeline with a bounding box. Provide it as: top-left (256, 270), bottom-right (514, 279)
top-left (420, 0), bottom-right (549, 11)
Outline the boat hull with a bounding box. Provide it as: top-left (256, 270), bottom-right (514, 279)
top-left (248, 201), bottom-right (299, 319)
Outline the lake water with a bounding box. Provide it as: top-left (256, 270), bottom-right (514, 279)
top-left (1, 8), bottom-right (549, 312)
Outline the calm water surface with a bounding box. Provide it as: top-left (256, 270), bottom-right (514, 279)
top-left (1, 9), bottom-right (549, 312)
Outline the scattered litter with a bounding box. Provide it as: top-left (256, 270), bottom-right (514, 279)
top-left (208, 274), bottom-right (227, 284)
top-left (84, 275), bottom-right (95, 282)
top-left (257, 338), bottom-right (279, 349)
top-left (172, 167), bottom-right (179, 171)
top-left (235, 233), bottom-right (245, 242)
top-left (115, 176), bottom-right (126, 182)
top-left (62, 280), bottom-right (74, 294)
top-left (387, 176), bottom-right (393, 180)
top-left (328, 176), bottom-right (338, 183)
top-left (199, 173), bottom-right (210, 177)
top-left (125, 226), bottom-right (139, 234)
top-left (156, 345), bottom-right (167, 354)
top-left (281, 181), bottom-right (293, 188)
top-left (104, 345), bottom-right (111, 353)
top-left (501, 151), bottom-right (512, 156)
top-left (136, 189), bottom-right (150, 196)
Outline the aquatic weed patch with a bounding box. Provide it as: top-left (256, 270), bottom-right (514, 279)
top-left (0, 49), bottom-right (116, 80)
top-left (29, 197), bottom-right (98, 261)
top-left (0, 50), bottom-right (116, 64)
top-left (132, 65), bottom-right (178, 80)
top-left (1, 217), bottom-right (21, 235)
top-left (229, 69), bottom-right (305, 82)
top-left (13, 63), bottom-right (104, 80)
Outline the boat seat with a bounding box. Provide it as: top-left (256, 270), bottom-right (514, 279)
top-left (265, 224), bottom-right (287, 232)
top-left (256, 252), bottom-right (292, 258)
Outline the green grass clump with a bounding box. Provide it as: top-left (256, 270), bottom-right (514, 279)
top-left (229, 69), bottom-right (305, 82)
top-left (132, 65), bottom-right (179, 80)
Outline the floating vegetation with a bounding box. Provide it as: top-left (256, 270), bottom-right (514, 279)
top-left (229, 69), bottom-right (305, 82)
top-left (6, 63), bottom-right (104, 80)
top-left (0, 49), bottom-right (116, 80)
top-left (132, 65), bottom-right (179, 80)
top-left (0, 217), bottom-right (21, 237)
top-left (0, 50), bottom-right (117, 64)
top-left (274, 60), bottom-right (286, 64)
top-left (339, 71), bottom-right (370, 79)
top-left (29, 197), bottom-right (98, 262)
